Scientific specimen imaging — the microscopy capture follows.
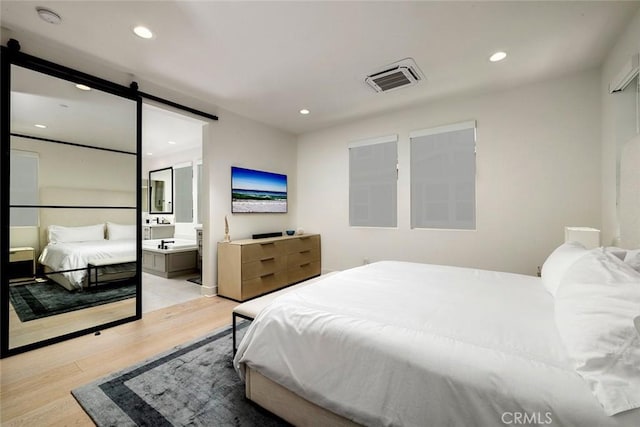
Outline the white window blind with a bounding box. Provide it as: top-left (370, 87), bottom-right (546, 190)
top-left (349, 135), bottom-right (398, 227)
top-left (410, 121), bottom-right (476, 230)
top-left (174, 164), bottom-right (193, 223)
top-left (197, 162), bottom-right (203, 225)
top-left (10, 150), bottom-right (39, 227)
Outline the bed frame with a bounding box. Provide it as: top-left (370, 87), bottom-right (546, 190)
top-left (245, 366), bottom-right (357, 426)
top-left (234, 272), bottom-right (355, 425)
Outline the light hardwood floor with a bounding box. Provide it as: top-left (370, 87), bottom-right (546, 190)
top-left (9, 295), bottom-right (135, 349)
top-left (0, 296), bottom-right (238, 426)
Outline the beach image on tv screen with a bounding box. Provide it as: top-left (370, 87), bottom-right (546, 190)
top-left (232, 167), bottom-right (287, 213)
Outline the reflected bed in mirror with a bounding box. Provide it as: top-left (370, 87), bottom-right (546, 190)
top-left (149, 167), bottom-right (173, 214)
top-left (2, 50), bottom-right (141, 356)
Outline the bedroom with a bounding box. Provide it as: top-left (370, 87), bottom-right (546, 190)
top-left (1, 1), bottom-right (640, 426)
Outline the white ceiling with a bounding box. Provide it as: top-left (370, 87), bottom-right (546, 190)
top-left (1, 1), bottom-right (638, 136)
top-left (11, 63), bottom-right (137, 152)
top-left (142, 103), bottom-right (204, 158)
top-left (10, 61), bottom-right (203, 156)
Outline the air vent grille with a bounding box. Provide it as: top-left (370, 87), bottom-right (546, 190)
top-left (365, 58), bottom-right (424, 93)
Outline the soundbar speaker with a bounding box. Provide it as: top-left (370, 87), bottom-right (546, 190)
top-left (252, 232), bottom-right (283, 239)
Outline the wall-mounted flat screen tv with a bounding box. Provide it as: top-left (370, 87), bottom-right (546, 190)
top-left (231, 166), bottom-right (287, 213)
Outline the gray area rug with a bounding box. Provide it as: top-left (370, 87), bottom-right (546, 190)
top-left (72, 325), bottom-right (289, 426)
top-left (9, 279), bottom-right (136, 322)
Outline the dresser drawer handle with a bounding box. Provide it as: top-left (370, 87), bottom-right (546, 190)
top-left (299, 236), bottom-right (310, 240)
top-left (260, 242), bottom-right (275, 247)
top-left (299, 262), bottom-right (311, 268)
top-left (260, 257), bottom-right (275, 262)
top-left (299, 250), bottom-right (311, 254)
top-left (260, 272), bottom-right (275, 278)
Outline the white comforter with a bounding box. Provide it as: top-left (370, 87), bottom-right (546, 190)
top-left (235, 261), bottom-right (640, 427)
top-left (39, 239), bottom-right (135, 290)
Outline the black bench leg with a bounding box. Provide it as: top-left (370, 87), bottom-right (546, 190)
top-left (232, 313), bottom-right (237, 356)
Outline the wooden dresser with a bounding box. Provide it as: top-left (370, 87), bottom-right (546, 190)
top-left (217, 234), bottom-right (320, 301)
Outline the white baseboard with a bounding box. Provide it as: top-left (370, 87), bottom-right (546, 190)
top-left (201, 283), bottom-right (217, 297)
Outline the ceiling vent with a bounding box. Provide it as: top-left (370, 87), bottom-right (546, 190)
top-left (365, 58), bottom-right (424, 93)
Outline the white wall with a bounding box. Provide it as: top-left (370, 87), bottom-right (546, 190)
top-left (202, 109), bottom-right (297, 294)
top-left (144, 146), bottom-right (201, 178)
top-left (10, 136), bottom-right (136, 254)
top-left (600, 8), bottom-right (640, 246)
top-left (296, 69), bottom-right (602, 275)
top-left (12, 136), bottom-right (135, 191)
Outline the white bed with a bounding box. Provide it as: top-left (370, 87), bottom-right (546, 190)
top-left (37, 221), bottom-right (138, 291)
top-left (33, 188), bottom-right (138, 291)
top-left (235, 259), bottom-right (640, 426)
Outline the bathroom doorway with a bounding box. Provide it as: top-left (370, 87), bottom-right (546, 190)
top-left (141, 102), bottom-right (206, 313)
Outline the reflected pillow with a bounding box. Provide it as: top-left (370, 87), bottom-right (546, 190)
top-left (107, 222), bottom-right (136, 241)
top-left (605, 246), bottom-right (628, 261)
top-left (625, 249), bottom-right (640, 273)
top-left (48, 224), bottom-right (104, 243)
top-left (555, 249), bottom-right (640, 415)
top-left (540, 242), bottom-right (588, 296)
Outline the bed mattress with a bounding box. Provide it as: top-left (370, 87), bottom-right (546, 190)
top-left (39, 239), bottom-right (136, 290)
top-left (234, 261), bottom-right (640, 426)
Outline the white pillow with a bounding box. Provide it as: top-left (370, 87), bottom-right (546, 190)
top-left (48, 224), bottom-right (104, 243)
top-left (624, 249), bottom-right (640, 273)
top-left (555, 249), bottom-right (640, 415)
top-left (540, 242), bottom-right (588, 296)
top-left (106, 222), bottom-right (136, 241)
top-left (605, 246), bottom-right (627, 261)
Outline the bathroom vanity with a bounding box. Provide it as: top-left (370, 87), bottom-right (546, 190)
top-left (143, 224), bottom-right (175, 240)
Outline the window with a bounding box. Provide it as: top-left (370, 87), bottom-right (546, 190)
top-left (197, 162), bottom-right (203, 225)
top-left (410, 121), bottom-right (476, 230)
top-left (9, 150), bottom-right (39, 227)
top-left (349, 135), bottom-right (398, 227)
top-left (174, 163), bottom-right (194, 223)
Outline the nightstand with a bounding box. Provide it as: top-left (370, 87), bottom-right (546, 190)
top-left (9, 247), bottom-right (35, 282)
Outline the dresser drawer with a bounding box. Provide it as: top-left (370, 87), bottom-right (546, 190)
top-left (242, 241), bottom-right (284, 263)
top-left (287, 247), bottom-right (319, 269)
top-left (288, 261), bottom-right (321, 284)
top-left (242, 256), bottom-right (286, 281)
top-left (285, 235), bottom-right (320, 254)
top-left (242, 270), bottom-right (287, 300)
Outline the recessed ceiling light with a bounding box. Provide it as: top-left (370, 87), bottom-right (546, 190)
top-left (133, 26), bottom-right (153, 39)
top-left (34, 124), bottom-right (47, 129)
top-left (75, 84), bottom-right (91, 91)
top-left (299, 109), bottom-right (310, 115)
top-left (168, 141), bottom-right (177, 145)
top-left (36, 7), bottom-right (61, 25)
top-left (146, 152), bottom-right (153, 156)
top-left (489, 51), bottom-right (507, 62)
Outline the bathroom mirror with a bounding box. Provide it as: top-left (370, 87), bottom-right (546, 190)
top-left (149, 167), bottom-right (173, 214)
top-left (1, 44), bottom-right (141, 357)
